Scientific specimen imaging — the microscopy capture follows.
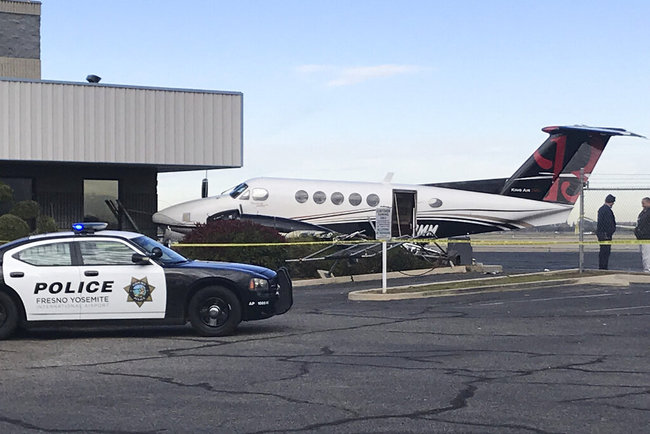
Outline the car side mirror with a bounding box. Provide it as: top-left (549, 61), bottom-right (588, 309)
top-left (151, 247), bottom-right (163, 259)
top-left (132, 253), bottom-right (151, 265)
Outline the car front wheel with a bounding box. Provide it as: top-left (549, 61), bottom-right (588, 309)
top-left (0, 291), bottom-right (18, 340)
top-left (188, 286), bottom-right (241, 336)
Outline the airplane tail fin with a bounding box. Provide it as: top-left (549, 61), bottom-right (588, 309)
top-left (500, 126), bottom-right (642, 204)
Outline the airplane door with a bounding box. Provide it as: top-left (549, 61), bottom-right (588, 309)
top-left (391, 190), bottom-right (417, 237)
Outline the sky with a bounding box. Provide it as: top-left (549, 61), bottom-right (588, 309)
top-left (39, 0), bottom-right (650, 210)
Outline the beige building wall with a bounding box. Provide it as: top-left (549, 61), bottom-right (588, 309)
top-left (0, 56), bottom-right (40, 79)
top-left (0, 79), bottom-right (243, 170)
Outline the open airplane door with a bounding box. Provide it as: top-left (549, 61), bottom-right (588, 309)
top-left (391, 190), bottom-right (417, 237)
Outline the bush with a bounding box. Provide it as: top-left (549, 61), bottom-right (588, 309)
top-left (177, 220), bottom-right (288, 269)
top-left (10, 200), bottom-right (40, 220)
top-left (36, 215), bottom-right (59, 234)
top-left (0, 182), bottom-right (13, 203)
top-left (0, 214), bottom-right (30, 241)
top-left (174, 221), bottom-right (446, 279)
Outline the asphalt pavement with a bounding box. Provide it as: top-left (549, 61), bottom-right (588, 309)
top-left (473, 250), bottom-right (646, 274)
top-left (1, 261), bottom-right (648, 433)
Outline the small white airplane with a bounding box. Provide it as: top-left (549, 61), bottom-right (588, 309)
top-left (153, 125), bottom-right (642, 240)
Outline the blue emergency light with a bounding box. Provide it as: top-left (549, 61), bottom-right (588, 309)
top-left (72, 222), bottom-right (108, 234)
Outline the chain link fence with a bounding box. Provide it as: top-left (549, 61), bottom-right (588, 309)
top-left (470, 175), bottom-right (650, 272)
top-left (571, 174), bottom-right (650, 231)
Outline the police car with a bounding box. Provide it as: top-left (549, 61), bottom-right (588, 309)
top-left (0, 222), bottom-right (292, 339)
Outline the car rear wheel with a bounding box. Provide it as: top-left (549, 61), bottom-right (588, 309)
top-left (188, 286), bottom-right (241, 336)
top-left (0, 292), bottom-right (18, 340)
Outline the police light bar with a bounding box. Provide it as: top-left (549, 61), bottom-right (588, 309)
top-left (72, 222), bottom-right (108, 234)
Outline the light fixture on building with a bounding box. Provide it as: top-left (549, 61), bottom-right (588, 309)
top-left (86, 74), bottom-right (101, 83)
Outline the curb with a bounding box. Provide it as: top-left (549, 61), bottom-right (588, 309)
top-left (292, 263), bottom-right (503, 288)
top-left (347, 270), bottom-right (650, 301)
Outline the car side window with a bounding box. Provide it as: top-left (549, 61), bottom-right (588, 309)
top-left (78, 240), bottom-right (139, 266)
top-left (13, 242), bottom-right (73, 266)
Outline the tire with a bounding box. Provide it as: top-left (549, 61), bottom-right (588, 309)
top-left (188, 286), bottom-right (241, 337)
top-left (0, 291), bottom-right (18, 340)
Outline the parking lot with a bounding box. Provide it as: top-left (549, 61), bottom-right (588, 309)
top-left (1, 258), bottom-right (648, 433)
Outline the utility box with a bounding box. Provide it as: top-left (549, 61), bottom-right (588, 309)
top-left (448, 236), bottom-right (473, 265)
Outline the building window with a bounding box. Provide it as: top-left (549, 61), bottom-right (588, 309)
top-left (295, 190), bottom-right (309, 203)
top-left (0, 177), bottom-right (33, 216)
top-left (83, 179), bottom-right (118, 228)
top-left (313, 191), bottom-right (327, 204)
top-left (349, 193), bottom-right (362, 206)
top-left (331, 192), bottom-right (344, 205)
top-left (366, 194), bottom-right (380, 207)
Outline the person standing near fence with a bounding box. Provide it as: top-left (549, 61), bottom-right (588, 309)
top-left (634, 197), bottom-right (650, 272)
top-left (596, 194), bottom-right (616, 270)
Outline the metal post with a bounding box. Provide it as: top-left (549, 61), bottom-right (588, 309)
top-left (579, 168), bottom-right (585, 273)
top-left (382, 241), bottom-right (388, 293)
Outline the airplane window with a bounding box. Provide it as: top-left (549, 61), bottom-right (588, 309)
top-left (251, 188), bottom-right (269, 201)
top-left (295, 190), bottom-right (309, 203)
top-left (239, 191), bottom-right (250, 200)
top-left (331, 192), bottom-right (344, 205)
top-left (229, 183), bottom-right (248, 199)
top-left (366, 194), bottom-right (380, 207)
top-left (313, 191), bottom-right (327, 204)
top-left (349, 193), bottom-right (362, 206)
top-left (429, 198), bottom-right (443, 208)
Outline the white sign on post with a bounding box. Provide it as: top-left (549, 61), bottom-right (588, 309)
top-left (375, 206), bottom-right (392, 241)
top-left (375, 206), bottom-right (392, 293)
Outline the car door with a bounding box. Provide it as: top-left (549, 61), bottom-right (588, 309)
top-left (75, 238), bottom-right (167, 320)
top-left (3, 239), bottom-right (82, 321)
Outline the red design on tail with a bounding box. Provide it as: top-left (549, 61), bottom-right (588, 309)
top-left (533, 150), bottom-right (553, 170)
top-left (541, 136), bottom-right (567, 202)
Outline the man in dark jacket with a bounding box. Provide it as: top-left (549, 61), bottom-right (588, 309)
top-left (634, 197), bottom-right (650, 272)
top-left (596, 194), bottom-right (616, 270)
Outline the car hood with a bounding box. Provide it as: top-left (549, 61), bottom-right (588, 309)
top-left (171, 260), bottom-right (277, 279)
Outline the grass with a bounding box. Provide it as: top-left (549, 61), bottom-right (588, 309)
top-left (384, 270), bottom-right (605, 294)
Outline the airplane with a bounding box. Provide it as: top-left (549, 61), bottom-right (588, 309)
top-left (153, 125), bottom-right (643, 241)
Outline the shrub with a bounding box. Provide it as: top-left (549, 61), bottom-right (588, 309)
top-left (0, 214), bottom-right (30, 241)
top-left (36, 215), bottom-right (59, 234)
top-left (175, 221), bottom-right (446, 279)
top-left (0, 182), bottom-right (13, 203)
top-left (10, 200), bottom-right (40, 220)
top-left (177, 220), bottom-right (288, 269)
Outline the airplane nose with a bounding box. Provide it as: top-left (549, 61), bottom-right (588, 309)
top-left (152, 212), bottom-right (182, 226)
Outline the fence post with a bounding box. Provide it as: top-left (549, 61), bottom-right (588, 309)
top-left (579, 168), bottom-right (585, 273)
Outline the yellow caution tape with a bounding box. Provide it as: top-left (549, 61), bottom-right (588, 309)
top-left (172, 238), bottom-right (650, 248)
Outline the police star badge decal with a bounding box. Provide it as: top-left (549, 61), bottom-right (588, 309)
top-left (124, 277), bottom-right (155, 307)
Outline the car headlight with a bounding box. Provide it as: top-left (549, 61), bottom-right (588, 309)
top-left (249, 278), bottom-right (269, 291)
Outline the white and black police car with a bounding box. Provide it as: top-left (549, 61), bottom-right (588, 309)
top-left (0, 222), bottom-right (292, 339)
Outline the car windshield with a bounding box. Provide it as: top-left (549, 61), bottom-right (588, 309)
top-left (229, 182), bottom-right (248, 199)
top-left (131, 236), bottom-right (188, 264)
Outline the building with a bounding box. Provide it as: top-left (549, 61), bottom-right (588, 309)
top-left (0, 1), bottom-right (243, 236)
top-left (0, 0), bottom-right (40, 79)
